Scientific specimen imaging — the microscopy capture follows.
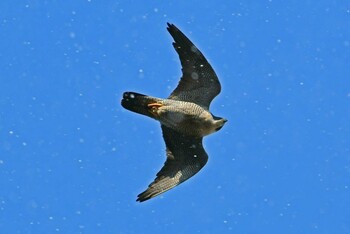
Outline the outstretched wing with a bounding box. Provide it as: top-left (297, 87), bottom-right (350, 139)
top-left (166, 23), bottom-right (221, 109)
top-left (137, 125), bottom-right (208, 202)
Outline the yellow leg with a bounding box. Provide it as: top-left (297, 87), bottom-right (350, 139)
top-left (147, 103), bottom-right (163, 108)
top-left (147, 102), bottom-right (163, 117)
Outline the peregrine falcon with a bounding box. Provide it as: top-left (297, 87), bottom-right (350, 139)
top-left (121, 23), bottom-right (227, 202)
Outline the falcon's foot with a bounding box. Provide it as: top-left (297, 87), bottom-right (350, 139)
top-left (147, 103), bottom-right (163, 117)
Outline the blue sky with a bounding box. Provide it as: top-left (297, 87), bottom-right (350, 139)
top-left (1, 1), bottom-right (350, 233)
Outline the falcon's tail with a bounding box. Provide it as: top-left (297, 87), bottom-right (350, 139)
top-left (121, 92), bottom-right (162, 119)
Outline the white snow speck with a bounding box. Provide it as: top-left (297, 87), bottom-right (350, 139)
top-left (191, 72), bottom-right (199, 80)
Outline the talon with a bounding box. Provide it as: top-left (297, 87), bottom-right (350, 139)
top-left (147, 103), bottom-right (163, 108)
top-left (147, 102), bottom-right (163, 117)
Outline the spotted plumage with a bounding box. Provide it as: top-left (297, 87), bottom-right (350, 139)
top-left (121, 23), bottom-right (227, 202)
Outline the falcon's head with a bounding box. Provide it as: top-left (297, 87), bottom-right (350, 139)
top-left (213, 116), bottom-right (227, 132)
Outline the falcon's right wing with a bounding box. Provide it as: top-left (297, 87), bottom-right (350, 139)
top-left (166, 23), bottom-right (221, 109)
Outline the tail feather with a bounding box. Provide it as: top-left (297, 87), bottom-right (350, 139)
top-left (121, 92), bottom-right (161, 119)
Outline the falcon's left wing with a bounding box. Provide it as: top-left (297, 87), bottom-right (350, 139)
top-left (137, 125), bottom-right (208, 202)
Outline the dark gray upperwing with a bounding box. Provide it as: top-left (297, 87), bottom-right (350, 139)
top-left (166, 23), bottom-right (221, 109)
top-left (137, 125), bottom-right (208, 202)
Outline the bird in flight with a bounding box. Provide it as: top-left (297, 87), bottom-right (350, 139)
top-left (121, 23), bottom-right (227, 202)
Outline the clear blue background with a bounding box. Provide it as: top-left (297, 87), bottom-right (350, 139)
top-left (1, 1), bottom-right (350, 233)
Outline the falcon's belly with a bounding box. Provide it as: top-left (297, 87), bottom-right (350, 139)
top-left (156, 101), bottom-right (217, 137)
